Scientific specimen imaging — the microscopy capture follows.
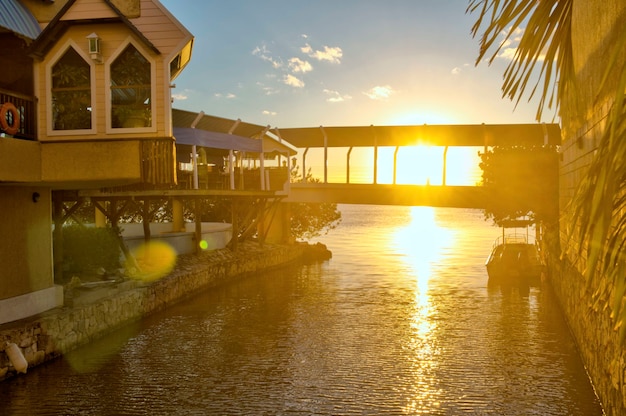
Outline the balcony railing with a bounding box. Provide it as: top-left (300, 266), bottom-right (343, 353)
top-left (177, 166), bottom-right (289, 192)
top-left (0, 88), bottom-right (36, 140)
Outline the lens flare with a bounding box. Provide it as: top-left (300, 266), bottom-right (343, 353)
top-left (130, 240), bottom-right (177, 282)
top-left (199, 240), bottom-right (209, 250)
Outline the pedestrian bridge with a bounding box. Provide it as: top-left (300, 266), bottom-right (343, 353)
top-left (275, 123), bottom-right (561, 207)
top-left (285, 183), bottom-right (490, 207)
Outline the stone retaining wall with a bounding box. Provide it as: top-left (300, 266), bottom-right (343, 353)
top-left (0, 242), bottom-right (303, 382)
top-left (547, 249), bottom-right (625, 416)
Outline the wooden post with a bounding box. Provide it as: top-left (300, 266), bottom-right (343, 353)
top-left (194, 198), bottom-right (202, 253)
top-left (52, 193), bottom-right (64, 282)
top-left (172, 198), bottom-right (184, 232)
top-left (229, 199), bottom-right (239, 251)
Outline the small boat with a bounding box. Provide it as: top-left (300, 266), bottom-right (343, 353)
top-left (485, 219), bottom-right (545, 283)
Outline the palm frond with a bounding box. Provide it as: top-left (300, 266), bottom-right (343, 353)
top-left (468, 0), bottom-right (572, 121)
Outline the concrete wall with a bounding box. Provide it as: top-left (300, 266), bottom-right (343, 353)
top-left (121, 222), bottom-right (233, 254)
top-left (0, 187), bottom-right (53, 298)
top-left (550, 1), bottom-right (626, 415)
top-left (0, 242), bottom-right (303, 381)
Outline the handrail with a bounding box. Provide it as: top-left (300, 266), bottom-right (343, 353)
top-left (0, 89), bottom-right (36, 140)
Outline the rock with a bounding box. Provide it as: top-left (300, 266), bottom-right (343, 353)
top-left (300, 242), bottom-right (332, 263)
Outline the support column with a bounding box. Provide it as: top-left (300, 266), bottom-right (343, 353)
top-left (52, 193), bottom-right (64, 282)
top-left (95, 204), bottom-right (106, 227)
top-left (265, 202), bottom-right (292, 244)
top-left (172, 199), bottom-right (184, 232)
top-left (194, 199), bottom-right (202, 253)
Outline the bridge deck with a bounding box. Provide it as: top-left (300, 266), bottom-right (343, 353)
top-left (286, 183), bottom-right (490, 208)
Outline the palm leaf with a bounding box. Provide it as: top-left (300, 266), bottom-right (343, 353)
top-left (468, 0), bottom-right (572, 121)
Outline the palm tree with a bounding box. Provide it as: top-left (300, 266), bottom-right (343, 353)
top-left (468, 0), bottom-right (626, 340)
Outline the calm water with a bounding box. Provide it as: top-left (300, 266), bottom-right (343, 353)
top-left (0, 205), bottom-right (603, 415)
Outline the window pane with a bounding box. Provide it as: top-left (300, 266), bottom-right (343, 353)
top-left (51, 48), bottom-right (91, 130)
top-left (111, 45), bottom-right (151, 128)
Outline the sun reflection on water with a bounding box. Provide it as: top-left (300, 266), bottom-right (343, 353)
top-left (393, 206), bottom-right (455, 413)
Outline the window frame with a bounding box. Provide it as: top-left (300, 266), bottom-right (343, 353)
top-left (46, 40), bottom-right (96, 136)
top-left (105, 38), bottom-right (157, 134)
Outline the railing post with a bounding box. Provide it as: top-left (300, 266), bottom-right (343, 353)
top-left (302, 148), bottom-right (309, 183)
top-left (372, 125), bottom-right (378, 184)
top-left (442, 145), bottom-right (448, 186)
top-left (346, 146), bottom-right (353, 184)
top-left (320, 126), bottom-right (328, 184)
top-left (259, 125), bottom-right (270, 190)
top-left (393, 146), bottom-right (399, 185)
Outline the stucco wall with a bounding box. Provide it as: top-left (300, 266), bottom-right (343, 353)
top-left (40, 140), bottom-right (142, 185)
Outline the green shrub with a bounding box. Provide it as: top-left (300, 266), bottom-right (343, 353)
top-left (62, 225), bottom-right (121, 274)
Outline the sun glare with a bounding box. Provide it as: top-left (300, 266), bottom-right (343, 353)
top-left (394, 206), bottom-right (454, 282)
top-left (377, 146), bottom-right (482, 185)
top-left (394, 206), bottom-right (454, 413)
top-left (301, 144), bottom-right (482, 186)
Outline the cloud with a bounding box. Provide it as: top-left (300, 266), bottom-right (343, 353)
top-left (451, 63), bottom-right (470, 75)
top-left (262, 110), bottom-right (277, 116)
top-left (363, 85), bottom-right (395, 100)
top-left (284, 74), bottom-right (305, 88)
top-left (171, 93), bottom-right (188, 101)
top-left (289, 57), bottom-right (313, 73)
top-left (252, 45), bottom-right (283, 68)
top-left (301, 43), bottom-right (343, 64)
top-left (495, 27), bottom-right (543, 61)
top-left (323, 89), bottom-right (352, 103)
top-left (256, 82), bottom-right (280, 96)
top-left (214, 92), bottom-right (237, 99)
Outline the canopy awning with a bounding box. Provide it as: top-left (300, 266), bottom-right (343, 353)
top-left (174, 127), bottom-right (262, 153)
top-left (0, 0), bottom-right (41, 40)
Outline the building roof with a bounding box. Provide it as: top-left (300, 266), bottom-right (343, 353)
top-left (172, 109), bottom-right (297, 156)
top-left (28, 0), bottom-right (159, 60)
top-left (0, 0), bottom-right (41, 40)
top-left (172, 108), bottom-right (269, 138)
top-left (174, 127), bottom-right (262, 153)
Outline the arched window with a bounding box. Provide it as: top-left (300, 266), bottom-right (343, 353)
top-left (51, 47), bottom-right (91, 130)
top-left (110, 44), bottom-right (151, 128)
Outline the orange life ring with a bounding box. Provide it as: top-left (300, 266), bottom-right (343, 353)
top-left (0, 102), bottom-right (20, 135)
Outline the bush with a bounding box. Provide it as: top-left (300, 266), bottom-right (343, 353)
top-left (479, 145), bottom-right (559, 224)
top-left (62, 225), bottom-right (121, 275)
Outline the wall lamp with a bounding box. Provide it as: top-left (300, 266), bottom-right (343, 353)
top-left (86, 33), bottom-right (102, 63)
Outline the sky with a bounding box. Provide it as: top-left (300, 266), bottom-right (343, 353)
top-left (160, 0), bottom-right (554, 130)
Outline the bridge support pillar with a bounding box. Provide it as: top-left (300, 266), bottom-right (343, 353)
top-left (265, 202), bottom-right (292, 244)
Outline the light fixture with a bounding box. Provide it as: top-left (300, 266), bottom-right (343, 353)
top-left (86, 33), bottom-right (102, 63)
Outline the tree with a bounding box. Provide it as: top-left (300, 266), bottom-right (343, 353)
top-left (289, 167), bottom-right (342, 241)
top-left (479, 144), bottom-right (559, 224)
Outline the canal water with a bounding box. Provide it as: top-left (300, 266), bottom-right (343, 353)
top-left (0, 205), bottom-right (603, 415)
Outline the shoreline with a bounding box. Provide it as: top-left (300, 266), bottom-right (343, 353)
top-left (0, 241), bottom-right (324, 382)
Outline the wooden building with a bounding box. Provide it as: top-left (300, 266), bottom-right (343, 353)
top-left (0, 0), bottom-right (194, 324)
